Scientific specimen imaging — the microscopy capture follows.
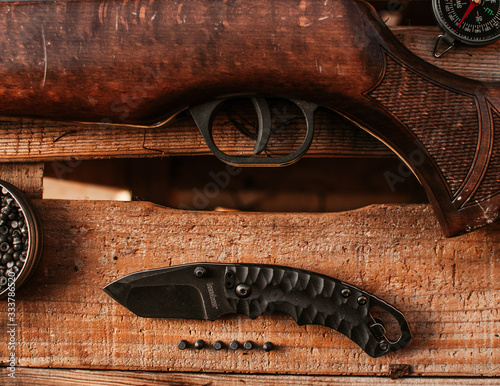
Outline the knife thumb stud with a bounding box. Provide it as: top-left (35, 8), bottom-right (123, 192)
top-left (235, 283), bottom-right (252, 298)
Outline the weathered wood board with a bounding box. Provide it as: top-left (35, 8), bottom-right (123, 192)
top-left (1, 201), bottom-right (498, 377)
top-left (0, 108), bottom-right (392, 162)
top-left (0, 6), bottom-right (498, 382)
top-left (392, 26), bottom-right (500, 84)
top-left (2, 368), bottom-right (500, 385)
top-left (0, 163), bottom-right (44, 199)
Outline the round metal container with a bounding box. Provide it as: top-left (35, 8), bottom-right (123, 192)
top-left (0, 179), bottom-right (42, 298)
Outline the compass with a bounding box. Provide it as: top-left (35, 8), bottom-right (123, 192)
top-left (432, 0), bottom-right (500, 56)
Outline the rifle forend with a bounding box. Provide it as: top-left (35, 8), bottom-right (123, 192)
top-left (0, 0), bottom-right (498, 237)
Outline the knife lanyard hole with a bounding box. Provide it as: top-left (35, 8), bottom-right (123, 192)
top-left (369, 306), bottom-right (403, 343)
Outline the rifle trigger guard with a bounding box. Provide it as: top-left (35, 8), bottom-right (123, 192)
top-left (189, 97), bottom-right (318, 167)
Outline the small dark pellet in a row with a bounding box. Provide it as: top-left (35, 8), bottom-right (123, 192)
top-left (178, 339), bottom-right (274, 351)
top-left (0, 186), bottom-right (29, 289)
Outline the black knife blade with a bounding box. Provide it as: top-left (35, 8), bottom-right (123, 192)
top-left (104, 263), bottom-right (412, 358)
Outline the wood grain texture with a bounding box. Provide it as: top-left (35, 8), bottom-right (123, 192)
top-left (0, 109), bottom-right (393, 163)
top-left (0, 163), bottom-right (44, 198)
top-left (0, 0), bottom-right (497, 124)
top-left (1, 0), bottom-right (499, 236)
top-left (393, 26), bottom-right (500, 83)
top-left (2, 368), bottom-right (500, 385)
top-left (0, 201), bottom-right (498, 376)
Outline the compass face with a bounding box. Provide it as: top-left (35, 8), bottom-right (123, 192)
top-left (432, 0), bottom-right (500, 45)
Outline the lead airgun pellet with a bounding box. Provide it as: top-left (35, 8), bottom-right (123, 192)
top-left (0, 180), bottom-right (42, 298)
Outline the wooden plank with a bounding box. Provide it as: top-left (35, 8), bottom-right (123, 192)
top-left (1, 201), bottom-right (498, 376)
top-left (393, 26), bottom-right (500, 83)
top-left (2, 368), bottom-right (500, 385)
top-left (0, 109), bottom-right (392, 163)
top-left (0, 163), bottom-right (44, 199)
top-left (0, 27), bottom-right (497, 163)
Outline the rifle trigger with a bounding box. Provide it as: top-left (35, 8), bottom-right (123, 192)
top-left (250, 97), bottom-right (272, 155)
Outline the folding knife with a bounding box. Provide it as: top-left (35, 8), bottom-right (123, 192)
top-left (103, 263), bottom-right (412, 358)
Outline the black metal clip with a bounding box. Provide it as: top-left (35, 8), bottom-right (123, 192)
top-left (189, 96), bottom-right (318, 167)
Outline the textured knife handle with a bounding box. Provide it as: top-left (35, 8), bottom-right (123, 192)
top-left (224, 264), bottom-right (411, 358)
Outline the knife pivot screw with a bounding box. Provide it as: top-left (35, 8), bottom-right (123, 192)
top-left (194, 266), bottom-right (207, 278)
top-left (263, 342), bottom-right (274, 352)
top-left (177, 340), bottom-right (189, 350)
top-left (213, 340), bottom-right (224, 351)
top-left (243, 340), bottom-right (254, 350)
top-left (341, 288), bottom-right (351, 298)
top-left (235, 283), bottom-right (252, 298)
top-left (357, 296), bottom-right (368, 305)
top-left (229, 340), bottom-right (240, 350)
top-left (194, 339), bottom-right (206, 350)
top-left (378, 341), bottom-right (389, 352)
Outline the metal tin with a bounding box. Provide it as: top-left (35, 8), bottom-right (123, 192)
top-left (0, 179), bottom-right (42, 298)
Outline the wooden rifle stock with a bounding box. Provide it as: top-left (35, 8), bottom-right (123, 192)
top-left (0, 0), bottom-right (498, 236)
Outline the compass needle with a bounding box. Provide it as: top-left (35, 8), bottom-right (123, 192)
top-left (433, 0), bottom-right (500, 48)
top-left (458, 0), bottom-right (478, 27)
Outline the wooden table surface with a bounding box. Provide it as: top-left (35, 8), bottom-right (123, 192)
top-left (0, 20), bottom-right (499, 386)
